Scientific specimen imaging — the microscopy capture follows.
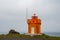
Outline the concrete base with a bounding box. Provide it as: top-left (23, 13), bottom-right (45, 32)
top-left (26, 33), bottom-right (42, 36)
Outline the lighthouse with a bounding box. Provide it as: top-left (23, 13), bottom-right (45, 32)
top-left (27, 14), bottom-right (41, 35)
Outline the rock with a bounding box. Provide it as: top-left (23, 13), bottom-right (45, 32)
top-left (8, 29), bottom-right (20, 34)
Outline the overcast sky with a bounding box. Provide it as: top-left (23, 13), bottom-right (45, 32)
top-left (0, 0), bottom-right (60, 34)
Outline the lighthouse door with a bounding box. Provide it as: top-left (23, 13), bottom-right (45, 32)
top-left (31, 27), bottom-right (34, 34)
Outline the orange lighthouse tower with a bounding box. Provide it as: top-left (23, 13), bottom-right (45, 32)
top-left (27, 14), bottom-right (41, 35)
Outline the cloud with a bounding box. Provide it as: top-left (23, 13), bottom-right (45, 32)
top-left (0, 0), bottom-right (60, 34)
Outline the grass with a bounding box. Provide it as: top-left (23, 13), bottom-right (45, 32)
top-left (0, 34), bottom-right (60, 40)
